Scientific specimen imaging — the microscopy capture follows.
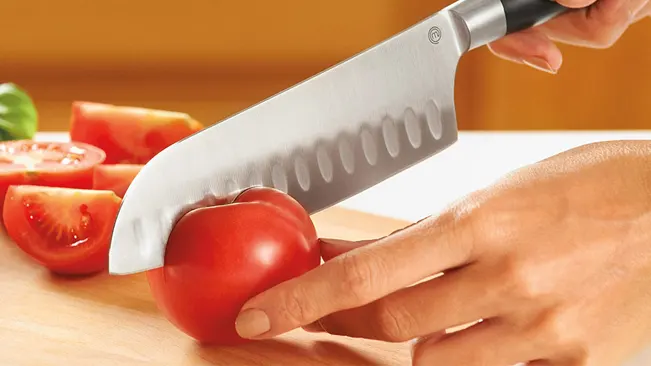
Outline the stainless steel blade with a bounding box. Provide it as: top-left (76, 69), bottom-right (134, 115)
top-left (108, 0), bottom-right (509, 275)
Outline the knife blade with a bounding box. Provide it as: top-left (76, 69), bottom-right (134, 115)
top-left (108, 0), bottom-right (569, 275)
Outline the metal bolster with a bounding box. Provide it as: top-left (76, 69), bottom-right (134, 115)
top-left (445, 0), bottom-right (508, 51)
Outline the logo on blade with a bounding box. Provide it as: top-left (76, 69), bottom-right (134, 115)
top-left (428, 26), bottom-right (442, 44)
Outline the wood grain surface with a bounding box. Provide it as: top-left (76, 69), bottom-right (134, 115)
top-left (0, 207), bottom-right (414, 366)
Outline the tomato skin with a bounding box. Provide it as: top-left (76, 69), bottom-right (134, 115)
top-left (0, 140), bottom-right (106, 218)
top-left (146, 187), bottom-right (320, 345)
top-left (92, 164), bottom-right (143, 198)
top-left (2, 185), bottom-right (122, 275)
top-left (69, 101), bottom-right (203, 164)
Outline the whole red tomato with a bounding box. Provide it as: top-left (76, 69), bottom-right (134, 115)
top-left (146, 186), bottom-right (320, 345)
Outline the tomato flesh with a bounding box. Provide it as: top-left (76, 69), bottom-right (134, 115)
top-left (69, 101), bottom-right (203, 164)
top-left (146, 187), bottom-right (320, 345)
top-left (24, 197), bottom-right (93, 249)
top-left (92, 164), bottom-right (142, 198)
top-left (0, 140), bottom-right (106, 219)
top-left (3, 185), bottom-right (121, 275)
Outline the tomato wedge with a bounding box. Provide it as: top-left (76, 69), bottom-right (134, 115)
top-left (3, 186), bottom-right (121, 275)
top-left (92, 164), bottom-right (142, 198)
top-left (69, 101), bottom-right (204, 164)
top-left (0, 140), bottom-right (106, 217)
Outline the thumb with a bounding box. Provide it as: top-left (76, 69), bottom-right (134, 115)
top-left (319, 238), bottom-right (377, 261)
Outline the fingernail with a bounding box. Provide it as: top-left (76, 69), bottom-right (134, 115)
top-left (235, 308), bottom-right (270, 338)
top-left (522, 57), bottom-right (557, 74)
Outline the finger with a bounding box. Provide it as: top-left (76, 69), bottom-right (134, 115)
top-left (488, 28), bottom-right (563, 73)
top-left (310, 265), bottom-right (503, 342)
top-left (634, 0), bottom-right (651, 20)
top-left (411, 319), bottom-right (546, 366)
top-left (305, 220), bottom-right (432, 333)
top-left (235, 211), bottom-right (478, 339)
top-left (319, 238), bottom-right (376, 261)
top-left (538, 0), bottom-right (647, 48)
top-left (296, 237), bottom-right (375, 333)
top-left (320, 217), bottom-right (429, 261)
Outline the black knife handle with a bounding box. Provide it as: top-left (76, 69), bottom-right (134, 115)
top-left (500, 0), bottom-right (570, 34)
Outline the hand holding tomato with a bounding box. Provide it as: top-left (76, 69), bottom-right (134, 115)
top-left (146, 186), bottom-right (321, 345)
top-left (232, 141), bottom-right (651, 365)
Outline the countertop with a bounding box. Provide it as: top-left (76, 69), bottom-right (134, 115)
top-left (1, 207), bottom-right (414, 366)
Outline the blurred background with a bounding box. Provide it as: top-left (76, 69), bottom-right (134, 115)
top-left (2, 0), bottom-right (650, 132)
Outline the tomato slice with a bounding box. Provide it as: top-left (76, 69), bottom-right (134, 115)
top-left (0, 140), bottom-right (106, 218)
top-left (69, 101), bottom-right (204, 164)
top-left (3, 185), bottom-right (121, 275)
top-left (92, 164), bottom-right (142, 198)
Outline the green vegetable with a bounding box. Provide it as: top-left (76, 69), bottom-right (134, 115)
top-left (0, 83), bottom-right (38, 141)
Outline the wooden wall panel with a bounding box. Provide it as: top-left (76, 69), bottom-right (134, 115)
top-left (460, 22), bottom-right (651, 130)
top-left (2, 1), bottom-right (649, 131)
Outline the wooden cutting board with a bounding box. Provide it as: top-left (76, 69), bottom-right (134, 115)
top-left (0, 207), bottom-right (413, 366)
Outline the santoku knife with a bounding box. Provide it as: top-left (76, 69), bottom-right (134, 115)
top-left (109, 0), bottom-right (569, 275)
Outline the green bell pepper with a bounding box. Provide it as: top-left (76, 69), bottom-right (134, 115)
top-left (0, 83), bottom-right (38, 141)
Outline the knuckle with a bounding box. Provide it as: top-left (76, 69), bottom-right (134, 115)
top-left (279, 286), bottom-right (319, 325)
top-left (431, 203), bottom-right (482, 260)
top-left (588, 29), bottom-right (622, 48)
top-left (473, 209), bottom-right (513, 244)
top-left (581, 14), bottom-right (629, 48)
top-left (372, 299), bottom-right (416, 342)
top-left (338, 254), bottom-right (380, 304)
top-left (466, 197), bottom-right (520, 249)
top-left (498, 258), bottom-right (546, 302)
top-left (532, 309), bottom-right (582, 351)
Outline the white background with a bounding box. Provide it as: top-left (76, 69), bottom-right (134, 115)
top-left (338, 130), bottom-right (651, 221)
